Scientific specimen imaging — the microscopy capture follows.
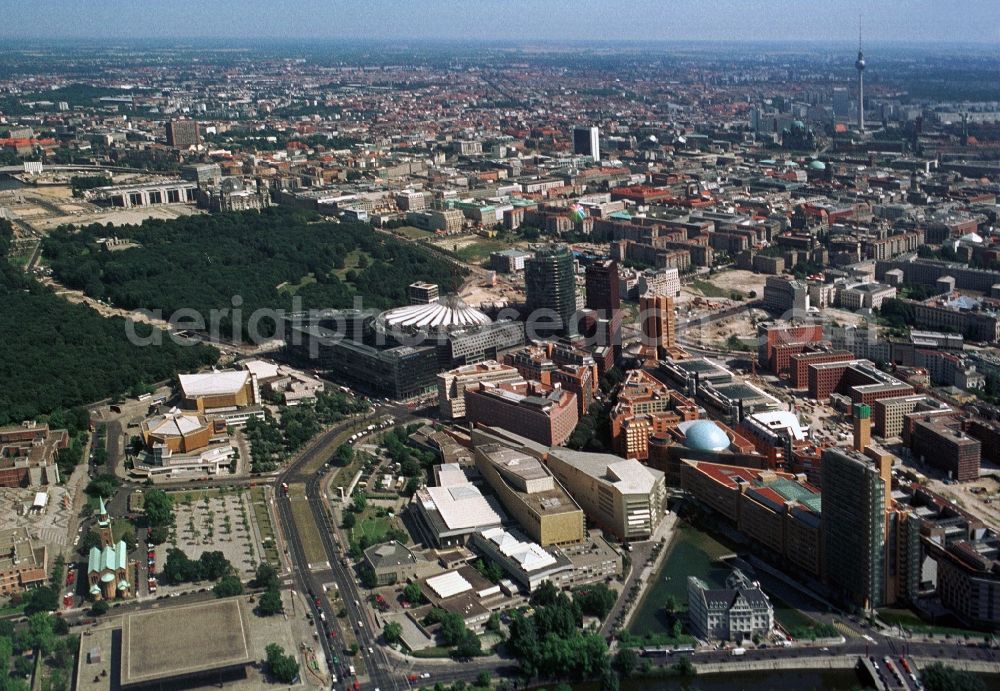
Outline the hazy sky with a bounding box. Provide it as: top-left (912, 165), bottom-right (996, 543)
top-left (4, 0), bottom-right (999, 44)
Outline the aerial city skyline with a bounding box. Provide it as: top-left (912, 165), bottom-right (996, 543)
top-left (1, 3), bottom-right (1000, 691)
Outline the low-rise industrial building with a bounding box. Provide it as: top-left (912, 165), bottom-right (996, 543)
top-left (362, 541), bottom-right (440, 586)
top-left (0, 528), bottom-right (47, 596)
top-left (471, 527), bottom-right (572, 593)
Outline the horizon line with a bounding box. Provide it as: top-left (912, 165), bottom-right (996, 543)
top-left (0, 36), bottom-right (997, 48)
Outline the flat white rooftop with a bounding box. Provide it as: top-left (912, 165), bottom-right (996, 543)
top-left (425, 483), bottom-right (504, 531)
top-left (179, 371), bottom-right (249, 398)
top-left (427, 571), bottom-right (473, 599)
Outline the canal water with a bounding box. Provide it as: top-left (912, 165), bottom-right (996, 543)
top-left (0, 174), bottom-right (25, 190)
top-left (569, 669), bottom-right (1000, 690)
top-left (628, 523), bottom-right (732, 637)
top-left (572, 668), bottom-right (868, 690)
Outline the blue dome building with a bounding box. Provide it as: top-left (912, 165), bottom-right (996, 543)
top-left (680, 420), bottom-right (731, 452)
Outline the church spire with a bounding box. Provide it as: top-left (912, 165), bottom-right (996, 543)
top-left (97, 496), bottom-right (114, 547)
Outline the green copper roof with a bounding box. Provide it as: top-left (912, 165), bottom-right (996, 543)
top-left (88, 542), bottom-right (127, 574)
top-left (768, 478), bottom-right (816, 505)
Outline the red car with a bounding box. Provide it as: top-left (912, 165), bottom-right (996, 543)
top-left (314, 597), bottom-right (321, 606)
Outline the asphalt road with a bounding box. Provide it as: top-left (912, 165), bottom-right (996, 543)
top-left (276, 405), bottom-right (420, 691)
top-left (274, 402), bottom-right (510, 691)
top-left (275, 416), bottom-right (369, 689)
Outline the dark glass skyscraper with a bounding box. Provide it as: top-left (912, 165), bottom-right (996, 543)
top-left (821, 447), bottom-right (887, 610)
top-left (585, 258), bottom-right (622, 359)
top-left (525, 244), bottom-right (578, 337)
top-left (165, 119), bottom-right (201, 149)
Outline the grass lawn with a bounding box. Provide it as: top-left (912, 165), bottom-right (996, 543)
top-left (452, 239), bottom-right (510, 263)
top-left (333, 249), bottom-right (373, 280)
top-left (618, 630), bottom-right (698, 649)
top-left (410, 646), bottom-right (453, 658)
top-left (352, 514), bottom-right (390, 543)
top-left (878, 608), bottom-right (991, 639)
top-left (277, 273), bottom-right (317, 295)
top-left (393, 225), bottom-right (435, 240)
top-left (249, 487), bottom-right (279, 565)
top-left (7, 251), bottom-right (32, 267)
top-left (691, 278), bottom-right (743, 299)
top-left (0, 603), bottom-right (25, 617)
top-left (350, 504), bottom-right (407, 545)
top-left (289, 491), bottom-right (328, 566)
top-left (768, 592), bottom-right (829, 636)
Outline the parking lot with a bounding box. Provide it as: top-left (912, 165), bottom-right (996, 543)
top-left (149, 488), bottom-right (267, 593)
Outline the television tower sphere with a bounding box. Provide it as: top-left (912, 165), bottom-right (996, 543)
top-left (855, 49), bottom-right (865, 71)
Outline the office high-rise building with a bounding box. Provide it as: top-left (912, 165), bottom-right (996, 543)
top-left (585, 259), bottom-right (622, 358)
top-left (639, 293), bottom-right (675, 359)
top-left (166, 119), bottom-right (201, 149)
top-left (407, 282), bottom-right (439, 305)
top-left (573, 126), bottom-right (600, 161)
top-left (584, 259), bottom-right (620, 314)
top-left (852, 403), bottom-right (871, 452)
top-left (525, 244), bottom-right (578, 337)
top-left (821, 448), bottom-right (889, 610)
top-left (832, 86), bottom-right (850, 118)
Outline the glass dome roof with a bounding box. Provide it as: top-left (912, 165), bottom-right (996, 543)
top-left (681, 420), bottom-right (731, 452)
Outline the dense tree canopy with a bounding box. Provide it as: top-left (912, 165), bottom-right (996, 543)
top-left (265, 643), bottom-right (299, 684)
top-left (213, 574), bottom-right (244, 598)
top-left (256, 587), bottom-right (284, 617)
top-left (921, 663), bottom-right (986, 691)
top-left (42, 208), bottom-right (465, 341)
top-left (245, 390), bottom-right (366, 472)
top-left (383, 621), bottom-right (403, 645)
top-left (508, 582), bottom-right (609, 681)
top-left (142, 489), bottom-right (173, 527)
top-left (161, 548), bottom-right (234, 584)
top-left (573, 583), bottom-right (618, 621)
top-left (252, 562), bottom-right (280, 591)
top-left (0, 220), bottom-right (217, 426)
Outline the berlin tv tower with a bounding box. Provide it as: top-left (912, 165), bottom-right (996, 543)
top-left (855, 18), bottom-right (866, 132)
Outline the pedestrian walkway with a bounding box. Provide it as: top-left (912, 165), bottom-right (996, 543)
top-left (610, 511), bottom-right (678, 637)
